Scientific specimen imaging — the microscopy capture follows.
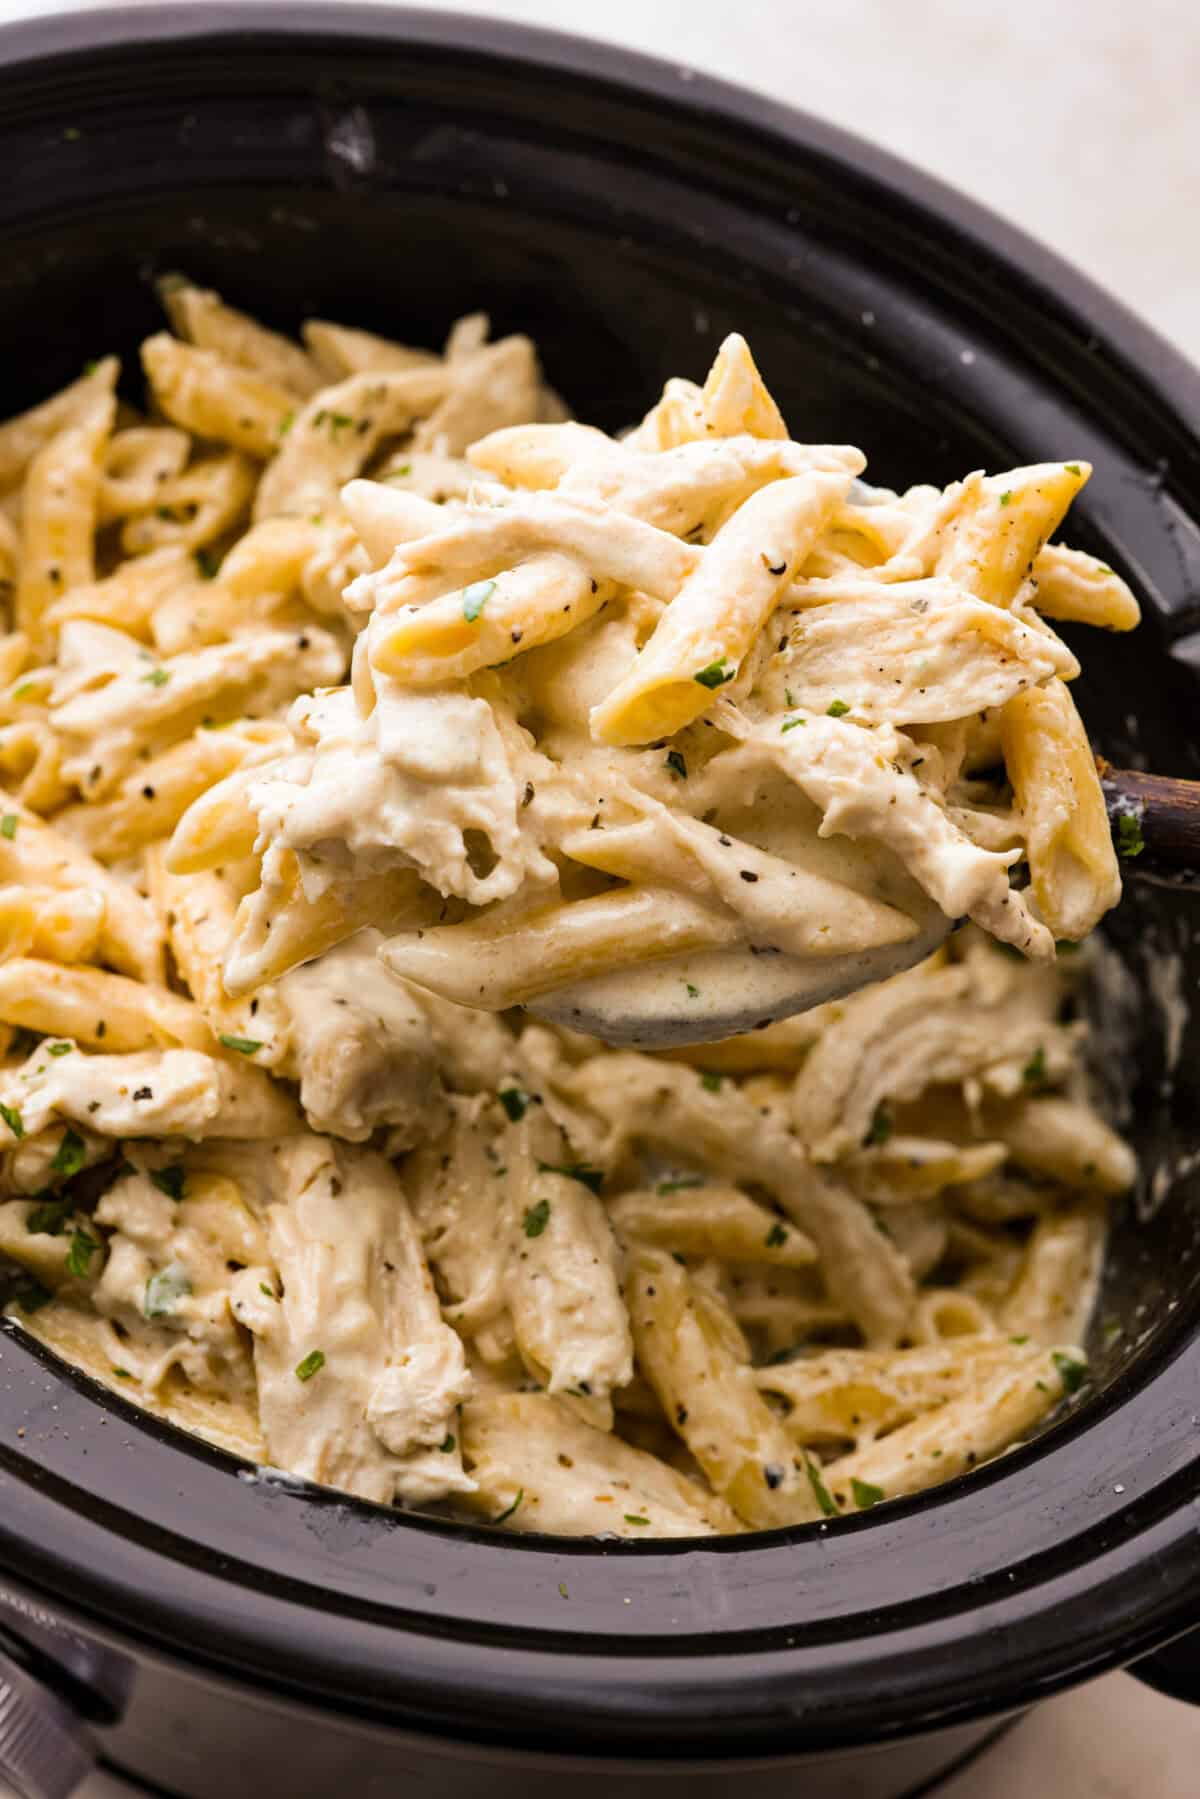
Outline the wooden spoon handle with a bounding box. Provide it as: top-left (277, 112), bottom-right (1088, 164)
top-left (1098, 759), bottom-right (1200, 877)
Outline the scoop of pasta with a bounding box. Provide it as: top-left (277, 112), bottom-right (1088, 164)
top-left (180, 333), bottom-right (1135, 1045)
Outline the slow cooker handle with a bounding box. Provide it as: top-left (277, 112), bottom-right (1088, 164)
top-left (0, 1643), bottom-right (96, 1799)
top-left (1131, 1628), bottom-right (1200, 1707)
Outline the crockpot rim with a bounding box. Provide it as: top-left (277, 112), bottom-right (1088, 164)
top-left (0, 1), bottom-right (1198, 1758)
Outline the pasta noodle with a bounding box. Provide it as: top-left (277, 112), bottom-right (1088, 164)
top-left (0, 289), bottom-right (1137, 1536)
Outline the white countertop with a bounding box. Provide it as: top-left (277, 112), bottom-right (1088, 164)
top-left (0, 1), bottom-right (1197, 1794)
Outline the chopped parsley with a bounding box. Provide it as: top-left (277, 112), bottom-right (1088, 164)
top-left (656, 1175), bottom-right (704, 1195)
top-left (47, 1041), bottom-right (73, 1058)
top-left (685, 981), bottom-right (700, 999)
top-left (498, 1084), bottom-right (532, 1122)
top-left (140, 667), bottom-right (170, 687)
top-left (523, 1198), bottom-right (551, 1238)
top-left (999, 491), bottom-right (1013, 507)
top-left (1022, 1045), bottom-right (1047, 1086)
top-left (700, 1072), bottom-right (722, 1092)
top-left (781, 715), bottom-right (807, 732)
top-left (26, 1197), bottom-right (71, 1236)
top-left (259, 1283), bottom-right (278, 1301)
top-left (385, 463), bottom-right (412, 481)
top-left (0, 1102), bottom-right (24, 1140)
top-left (1116, 811), bottom-right (1145, 858)
top-left (1052, 1350), bottom-right (1087, 1395)
top-left (850, 1477), bottom-right (885, 1510)
top-left (439, 1433), bottom-right (456, 1453)
top-left (826, 699), bottom-right (851, 718)
top-left (278, 411), bottom-right (295, 437)
top-left (765, 1221), bottom-right (789, 1249)
top-left (219, 1034), bottom-right (263, 1056)
top-left (536, 1160), bottom-right (604, 1194)
top-left (1010, 1334), bottom-right (1030, 1346)
top-left (11, 1279), bottom-right (52, 1314)
top-left (12, 682), bottom-right (37, 700)
top-left (804, 1454), bottom-right (839, 1518)
top-left (1065, 462), bottom-right (1082, 476)
top-left (863, 1103), bottom-right (892, 1147)
top-left (50, 1128), bottom-right (87, 1178)
top-left (295, 1349), bottom-right (326, 1382)
top-left (194, 548), bottom-right (219, 579)
top-left (664, 749), bottom-right (688, 780)
top-left (150, 1165), bottom-right (186, 1202)
top-left (112, 1367), bottom-right (133, 1379)
top-left (144, 1263), bottom-right (192, 1319)
top-left (494, 1488), bottom-right (524, 1524)
top-left (65, 1230), bottom-right (100, 1278)
top-left (0, 814), bottom-right (17, 840)
top-left (694, 657), bottom-right (735, 689)
top-left (462, 578), bottom-right (496, 623)
top-left (623, 1513), bottom-right (650, 1526)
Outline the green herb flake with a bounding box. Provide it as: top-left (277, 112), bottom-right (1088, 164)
top-left (765, 1221), bottom-right (789, 1249)
top-left (494, 1487), bottom-right (524, 1524)
top-left (664, 749), bottom-right (688, 780)
top-left (700, 1072), bottom-right (722, 1093)
top-left (863, 1103), bottom-right (892, 1147)
top-left (1052, 1350), bottom-right (1087, 1395)
top-left (1022, 1045), bottom-right (1047, 1086)
top-left (150, 1165), bottom-right (186, 1203)
top-left (47, 1041), bottom-right (73, 1058)
top-left (259, 1283), bottom-right (278, 1301)
top-left (694, 657), bottom-right (735, 689)
top-left (999, 490), bottom-right (1013, 507)
top-left (295, 1349), bottom-right (326, 1382)
top-left (804, 1454), bottom-right (839, 1518)
top-left (439, 1433), bottom-right (456, 1453)
top-left (50, 1128), bottom-right (86, 1177)
top-left (558, 1581), bottom-right (569, 1598)
top-left (850, 1477), bottom-right (885, 1511)
top-left (0, 814), bottom-right (17, 840)
top-left (623, 1513), bottom-right (650, 1526)
top-left (1010, 1334), bottom-right (1030, 1346)
top-left (826, 699), bottom-right (851, 718)
top-left (26, 1198), bottom-right (71, 1236)
top-left (462, 578), bottom-right (497, 623)
top-left (12, 682), bottom-right (36, 700)
top-left (194, 548), bottom-right (219, 580)
top-left (65, 1230), bottom-right (100, 1279)
top-left (278, 411), bottom-right (295, 437)
top-left (385, 464), bottom-right (413, 481)
top-left (1065, 462), bottom-right (1082, 476)
top-left (781, 715), bottom-right (807, 732)
top-left (685, 981), bottom-right (700, 999)
top-left (219, 1034), bottom-right (263, 1056)
top-left (498, 1084), bottom-right (532, 1122)
top-left (140, 667), bottom-right (170, 688)
top-left (144, 1263), bottom-right (192, 1319)
top-left (112, 1367), bottom-right (133, 1379)
top-left (523, 1198), bottom-right (551, 1238)
top-left (536, 1160), bottom-right (603, 1194)
top-left (1116, 811), bottom-right (1145, 859)
top-left (12, 1279), bottom-right (52, 1314)
top-left (0, 1102), bottom-right (24, 1140)
top-left (656, 1175), bottom-right (704, 1195)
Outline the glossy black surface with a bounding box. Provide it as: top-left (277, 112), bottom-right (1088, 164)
top-left (0, 2), bottom-right (1199, 1779)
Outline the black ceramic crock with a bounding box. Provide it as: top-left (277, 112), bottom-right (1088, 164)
top-left (1, 9), bottom-right (1199, 1797)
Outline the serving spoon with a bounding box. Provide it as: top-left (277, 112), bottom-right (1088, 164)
top-left (529, 763), bottom-right (1200, 1049)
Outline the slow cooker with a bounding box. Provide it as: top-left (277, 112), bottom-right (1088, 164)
top-left (1, 9), bottom-right (1199, 1796)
